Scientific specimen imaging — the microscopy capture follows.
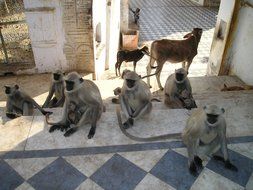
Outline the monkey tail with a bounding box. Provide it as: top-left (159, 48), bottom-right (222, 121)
top-left (45, 113), bottom-right (58, 125)
top-left (116, 106), bottom-right (181, 142)
top-left (141, 70), bottom-right (160, 79)
top-left (151, 98), bottom-right (161, 102)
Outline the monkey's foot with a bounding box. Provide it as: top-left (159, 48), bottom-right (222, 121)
top-left (159, 87), bottom-right (164, 91)
top-left (60, 125), bottom-right (70, 132)
top-left (112, 98), bottom-right (120, 104)
top-left (64, 128), bottom-right (77, 137)
top-left (6, 113), bottom-right (18, 119)
top-left (88, 127), bottom-right (96, 139)
top-left (213, 155), bottom-right (225, 162)
top-left (194, 156), bottom-right (203, 168)
top-left (189, 162), bottom-right (198, 176)
top-left (49, 125), bottom-right (61, 133)
top-left (225, 160), bottom-right (238, 172)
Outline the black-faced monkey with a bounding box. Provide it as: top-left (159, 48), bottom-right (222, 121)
top-left (118, 70), bottom-right (152, 129)
top-left (42, 70), bottom-right (65, 108)
top-left (46, 72), bottom-right (104, 139)
top-left (4, 84), bottom-right (52, 118)
top-left (182, 105), bottom-right (238, 176)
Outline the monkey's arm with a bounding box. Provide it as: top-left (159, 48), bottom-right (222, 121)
top-left (132, 100), bottom-right (151, 118)
top-left (43, 84), bottom-right (55, 108)
top-left (54, 96), bottom-right (65, 107)
top-left (120, 95), bottom-right (133, 117)
top-left (219, 121), bottom-right (228, 161)
top-left (214, 120), bottom-right (238, 171)
top-left (5, 99), bottom-right (17, 118)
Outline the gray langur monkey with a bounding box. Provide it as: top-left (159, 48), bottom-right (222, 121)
top-left (4, 84), bottom-right (52, 118)
top-left (182, 105), bottom-right (238, 176)
top-left (119, 70), bottom-right (152, 129)
top-left (164, 68), bottom-right (197, 110)
top-left (42, 70), bottom-right (65, 108)
top-left (46, 72), bottom-right (104, 139)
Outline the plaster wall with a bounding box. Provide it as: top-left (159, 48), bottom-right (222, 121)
top-left (24, 0), bottom-right (94, 73)
top-left (93, 0), bottom-right (107, 79)
top-left (207, 0), bottom-right (235, 75)
top-left (229, 0), bottom-right (253, 85)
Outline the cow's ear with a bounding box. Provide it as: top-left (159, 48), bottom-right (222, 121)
top-left (183, 32), bottom-right (192, 38)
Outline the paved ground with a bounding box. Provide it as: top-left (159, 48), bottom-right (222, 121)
top-left (1, 0), bottom-right (253, 190)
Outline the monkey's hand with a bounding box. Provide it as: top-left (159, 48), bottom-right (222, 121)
top-left (6, 113), bottom-right (18, 119)
top-left (88, 127), bottom-right (96, 139)
top-left (49, 125), bottom-right (61, 133)
top-left (225, 160), bottom-right (238, 172)
top-left (123, 118), bottom-right (134, 129)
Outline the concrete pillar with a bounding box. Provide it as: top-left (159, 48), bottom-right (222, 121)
top-left (120, 0), bottom-right (129, 33)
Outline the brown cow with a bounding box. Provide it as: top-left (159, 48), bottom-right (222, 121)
top-left (146, 28), bottom-right (203, 90)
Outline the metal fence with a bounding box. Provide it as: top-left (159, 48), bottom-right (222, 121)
top-left (0, 0), bottom-right (34, 65)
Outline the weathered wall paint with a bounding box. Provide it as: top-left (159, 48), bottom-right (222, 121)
top-left (207, 0), bottom-right (236, 75)
top-left (228, 0), bottom-right (253, 85)
top-left (24, 0), bottom-right (68, 72)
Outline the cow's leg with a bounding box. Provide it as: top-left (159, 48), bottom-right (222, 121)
top-left (155, 61), bottom-right (165, 90)
top-left (146, 56), bottom-right (156, 88)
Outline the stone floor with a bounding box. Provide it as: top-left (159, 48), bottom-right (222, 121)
top-left (1, 0), bottom-right (253, 190)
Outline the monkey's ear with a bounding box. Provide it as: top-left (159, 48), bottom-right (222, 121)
top-left (224, 84), bottom-right (227, 88)
top-left (79, 78), bottom-right (84, 83)
top-left (138, 75), bottom-right (141, 78)
top-left (15, 84), bottom-right (19, 89)
top-left (221, 108), bottom-right (225, 113)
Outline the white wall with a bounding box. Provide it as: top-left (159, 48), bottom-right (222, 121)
top-left (24, 0), bottom-right (67, 73)
top-left (229, 0), bottom-right (253, 85)
top-left (207, 0), bottom-right (235, 75)
top-left (93, 0), bottom-right (107, 79)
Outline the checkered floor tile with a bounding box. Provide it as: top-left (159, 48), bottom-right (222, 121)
top-left (1, 142), bottom-right (252, 190)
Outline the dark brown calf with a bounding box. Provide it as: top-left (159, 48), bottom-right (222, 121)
top-left (115, 46), bottom-right (149, 76)
top-left (146, 28), bottom-right (203, 90)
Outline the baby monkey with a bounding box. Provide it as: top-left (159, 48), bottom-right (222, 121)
top-left (182, 105), bottom-right (238, 176)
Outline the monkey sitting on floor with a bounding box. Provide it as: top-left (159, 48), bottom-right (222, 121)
top-left (42, 70), bottom-right (65, 108)
top-left (182, 105), bottom-right (238, 176)
top-left (46, 72), bottom-right (104, 138)
top-left (118, 70), bottom-right (152, 129)
top-left (164, 68), bottom-right (197, 109)
top-left (4, 84), bottom-right (52, 118)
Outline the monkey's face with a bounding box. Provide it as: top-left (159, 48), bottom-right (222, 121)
top-left (176, 72), bottom-right (185, 82)
top-left (206, 114), bottom-right (218, 124)
top-left (126, 79), bottom-right (136, 88)
top-left (4, 85), bottom-right (19, 95)
top-left (53, 73), bottom-right (61, 81)
top-left (65, 80), bottom-right (75, 91)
